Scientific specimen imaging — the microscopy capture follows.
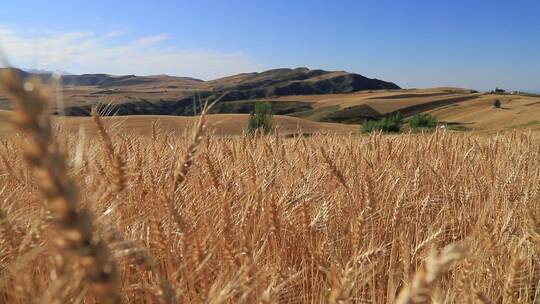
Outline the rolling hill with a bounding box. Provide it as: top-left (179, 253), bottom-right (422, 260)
top-left (427, 93), bottom-right (540, 132)
top-left (251, 88), bottom-right (540, 132)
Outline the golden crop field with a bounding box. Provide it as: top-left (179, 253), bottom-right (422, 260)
top-left (0, 69), bottom-right (539, 303)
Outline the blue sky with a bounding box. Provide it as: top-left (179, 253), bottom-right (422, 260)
top-left (0, 1), bottom-right (539, 91)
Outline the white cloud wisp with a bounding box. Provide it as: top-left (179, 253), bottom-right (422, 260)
top-left (0, 27), bottom-right (260, 80)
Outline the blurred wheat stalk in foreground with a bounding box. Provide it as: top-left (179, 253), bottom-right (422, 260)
top-left (0, 68), bottom-right (539, 303)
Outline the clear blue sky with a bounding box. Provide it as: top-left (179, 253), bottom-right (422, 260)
top-left (0, 0), bottom-right (539, 91)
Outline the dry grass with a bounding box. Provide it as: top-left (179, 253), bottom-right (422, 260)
top-left (53, 114), bottom-right (359, 136)
top-left (0, 69), bottom-right (539, 303)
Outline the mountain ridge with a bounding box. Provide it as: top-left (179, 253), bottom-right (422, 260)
top-left (0, 67), bottom-right (401, 117)
top-left (12, 67), bottom-right (399, 90)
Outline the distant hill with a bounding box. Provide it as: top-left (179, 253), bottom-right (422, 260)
top-left (206, 67), bottom-right (400, 100)
top-left (0, 67), bottom-right (401, 116)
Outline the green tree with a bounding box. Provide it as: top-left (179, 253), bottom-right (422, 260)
top-left (361, 112), bottom-right (403, 133)
top-left (361, 120), bottom-right (377, 133)
top-left (410, 113), bottom-right (437, 129)
top-left (247, 101), bottom-right (273, 135)
top-left (247, 112), bottom-right (257, 135)
top-left (493, 99), bottom-right (501, 108)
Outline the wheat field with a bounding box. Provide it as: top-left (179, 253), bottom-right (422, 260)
top-left (0, 70), bottom-right (539, 303)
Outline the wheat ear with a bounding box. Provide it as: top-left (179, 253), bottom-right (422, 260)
top-left (395, 243), bottom-right (467, 304)
top-left (91, 106), bottom-right (126, 193)
top-left (0, 68), bottom-right (120, 303)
